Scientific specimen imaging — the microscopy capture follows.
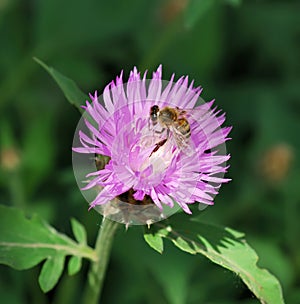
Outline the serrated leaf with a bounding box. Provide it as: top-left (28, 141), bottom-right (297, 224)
top-left (144, 226), bottom-right (171, 254)
top-left (171, 236), bottom-right (196, 254)
top-left (184, 0), bottom-right (215, 29)
top-left (68, 255), bottom-right (82, 276)
top-left (33, 57), bottom-right (87, 113)
top-left (144, 233), bottom-right (163, 254)
top-left (0, 205), bottom-right (96, 292)
top-left (71, 218), bottom-right (87, 245)
top-left (38, 254), bottom-right (65, 292)
top-left (147, 214), bottom-right (284, 304)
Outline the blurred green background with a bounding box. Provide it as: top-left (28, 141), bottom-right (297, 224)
top-left (0, 0), bottom-right (299, 303)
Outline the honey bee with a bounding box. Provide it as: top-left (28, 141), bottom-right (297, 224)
top-left (149, 105), bottom-right (194, 155)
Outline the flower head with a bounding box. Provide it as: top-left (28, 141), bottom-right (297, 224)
top-left (73, 65), bottom-right (231, 224)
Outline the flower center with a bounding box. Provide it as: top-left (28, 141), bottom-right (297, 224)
top-left (134, 132), bottom-right (175, 176)
top-left (117, 188), bottom-right (154, 205)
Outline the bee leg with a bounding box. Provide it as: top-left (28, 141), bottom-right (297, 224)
top-left (154, 127), bottom-right (166, 134)
top-left (148, 117), bottom-right (153, 130)
top-left (166, 128), bottom-right (170, 137)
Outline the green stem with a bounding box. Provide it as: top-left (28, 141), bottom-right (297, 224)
top-left (82, 218), bottom-right (120, 304)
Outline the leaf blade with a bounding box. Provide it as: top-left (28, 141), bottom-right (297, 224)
top-left (68, 255), bottom-right (82, 276)
top-left (71, 218), bottom-right (87, 245)
top-left (144, 233), bottom-right (164, 254)
top-left (33, 57), bottom-right (87, 113)
top-left (145, 214), bottom-right (284, 304)
top-left (0, 205), bottom-right (95, 292)
top-left (38, 254), bottom-right (65, 293)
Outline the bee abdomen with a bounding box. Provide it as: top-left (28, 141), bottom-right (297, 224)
top-left (176, 118), bottom-right (191, 137)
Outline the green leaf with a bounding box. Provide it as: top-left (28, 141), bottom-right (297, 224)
top-left (71, 218), bottom-right (87, 245)
top-left (144, 226), bottom-right (171, 254)
top-left (0, 205), bottom-right (95, 292)
top-left (145, 214), bottom-right (284, 304)
top-left (33, 57), bottom-right (87, 113)
top-left (184, 0), bottom-right (215, 29)
top-left (68, 256), bottom-right (82, 276)
top-left (38, 254), bottom-right (65, 292)
top-left (171, 236), bottom-right (196, 254)
top-left (144, 233), bottom-right (163, 254)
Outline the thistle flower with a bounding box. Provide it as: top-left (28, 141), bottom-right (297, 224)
top-left (73, 65), bottom-right (231, 224)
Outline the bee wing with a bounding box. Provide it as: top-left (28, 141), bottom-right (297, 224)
top-left (169, 125), bottom-right (194, 156)
top-left (148, 117), bottom-right (167, 137)
top-left (177, 107), bottom-right (207, 121)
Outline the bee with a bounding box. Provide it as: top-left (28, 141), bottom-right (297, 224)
top-left (149, 105), bottom-right (194, 155)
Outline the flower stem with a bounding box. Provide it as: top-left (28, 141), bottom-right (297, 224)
top-left (82, 218), bottom-right (120, 304)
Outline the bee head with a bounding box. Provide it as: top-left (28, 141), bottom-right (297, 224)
top-left (150, 105), bottom-right (160, 122)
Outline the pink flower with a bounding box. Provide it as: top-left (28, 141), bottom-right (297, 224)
top-left (73, 65), bottom-right (231, 217)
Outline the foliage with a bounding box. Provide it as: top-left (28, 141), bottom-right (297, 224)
top-left (33, 58), bottom-right (87, 113)
top-left (0, 205), bottom-right (95, 292)
top-left (144, 214), bottom-right (284, 303)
